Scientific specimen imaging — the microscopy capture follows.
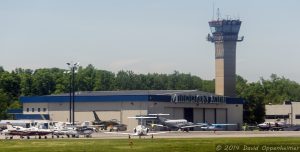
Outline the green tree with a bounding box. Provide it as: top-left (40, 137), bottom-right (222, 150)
top-left (94, 70), bottom-right (116, 91)
top-left (0, 71), bottom-right (21, 99)
top-left (15, 68), bottom-right (34, 96)
top-left (76, 64), bottom-right (97, 91)
top-left (115, 70), bottom-right (132, 90)
top-left (201, 79), bottom-right (215, 93)
top-left (31, 69), bottom-right (57, 95)
top-left (0, 66), bottom-right (4, 73)
top-left (0, 90), bottom-right (10, 119)
top-left (146, 73), bottom-right (168, 90)
top-left (241, 82), bottom-right (265, 124)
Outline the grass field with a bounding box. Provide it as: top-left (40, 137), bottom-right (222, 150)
top-left (0, 137), bottom-right (300, 152)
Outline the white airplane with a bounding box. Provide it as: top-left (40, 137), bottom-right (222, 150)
top-left (148, 114), bottom-right (204, 132)
top-left (2, 124), bottom-right (52, 139)
top-left (257, 121), bottom-right (286, 131)
top-left (0, 120), bottom-right (34, 130)
top-left (197, 123), bottom-right (237, 131)
top-left (104, 116), bottom-right (166, 138)
top-left (51, 121), bottom-right (95, 138)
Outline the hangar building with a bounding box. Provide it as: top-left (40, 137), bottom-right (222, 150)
top-left (265, 101), bottom-right (300, 125)
top-left (18, 90), bottom-right (243, 130)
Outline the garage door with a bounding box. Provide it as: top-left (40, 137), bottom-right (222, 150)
top-left (205, 108), bottom-right (215, 124)
top-left (164, 107), bottom-right (183, 119)
top-left (194, 108), bottom-right (204, 123)
top-left (216, 109), bottom-right (227, 124)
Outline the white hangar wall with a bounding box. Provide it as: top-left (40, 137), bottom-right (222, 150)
top-left (21, 90), bottom-right (244, 130)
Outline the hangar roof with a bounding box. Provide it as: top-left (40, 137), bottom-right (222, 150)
top-left (50, 90), bottom-right (215, 96)
top-left (20, 90), bottom-right (243, 104)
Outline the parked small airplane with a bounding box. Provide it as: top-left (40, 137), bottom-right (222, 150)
top-left (0, 120), bottom-right (34, 130)
top-left (52, 121), bottom-right (95, 138)
top-left (104, 116), bottom-right (166, 138)
top-left (92, 111), bottom-right (127, 131)
top-left (148, 114), bottom-right (203, 132)
top-left (65, 126), bottom-right (94, 138)
top-left (197, 123), bottom-right (237, 131)
top-left (2, 124), bottom-right (52, 139)
top-left (257, 121), bottom-right (286, 131)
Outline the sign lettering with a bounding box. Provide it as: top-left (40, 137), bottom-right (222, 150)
top-left (171, 94), bottom-right (226, 104)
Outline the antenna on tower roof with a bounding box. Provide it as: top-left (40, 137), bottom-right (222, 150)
top-left (217, 8), bottom-right (220, 20)
top-left (212, 2), bottom-right (215, 20)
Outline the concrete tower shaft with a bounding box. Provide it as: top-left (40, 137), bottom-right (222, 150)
top-left (207, 20), bottom-right (243, 97)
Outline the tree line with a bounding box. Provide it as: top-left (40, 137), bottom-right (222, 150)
top-left (1, 64), bottom-right (300, 124)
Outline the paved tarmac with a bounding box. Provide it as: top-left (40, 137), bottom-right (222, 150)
top-left (94, 131), bottom-right (300, 139)
top-left (2, 131), bottom-right (300, 140)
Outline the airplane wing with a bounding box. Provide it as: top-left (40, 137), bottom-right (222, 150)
top-left (86, 124), bottom-right (105, 128)
top-left (104, 132), bottom-right (136, 136)
top-left (104, 131), bottom-right (166, 136)
top-left (147, 132), bottom-right (167, 135)
top-left (148, 114), bottom-right (170, 116)
top-left (196, 123), bottom-right (208, 125)
top-left (211, 124), bottom-right (237, 126)
top-left (196, 123), bottom-right (237, 126)
top-left (150, 124), bottom-right (165, 127)
top-left (180, 124), bottom-right (206, 129)
top-left (128, 116), bottom-right (157, 119)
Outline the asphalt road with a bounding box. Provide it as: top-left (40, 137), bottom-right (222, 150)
top-left (2, 131), bottom-right (300, 139)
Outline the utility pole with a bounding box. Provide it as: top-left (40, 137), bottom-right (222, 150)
top-left (66, 62), bottom-right (79, 125)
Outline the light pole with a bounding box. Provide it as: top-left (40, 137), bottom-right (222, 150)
top-left (67, 62), bottom-right (79, 125)
top-left (64, 69), bottom-right (72, 124)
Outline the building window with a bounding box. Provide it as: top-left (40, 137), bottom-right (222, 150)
top-left (43, 108), bottom-right (47, 112)
top-left (265, 115), bottom-right (289, 119)
top-left (295, 115), bottom-right (300, 119)
top-left (38, 108), bottom-right (40, 112)
top-left (32, 108), bottom-right (34, 112)
top-left (26, 108), bottom-right (29, 112)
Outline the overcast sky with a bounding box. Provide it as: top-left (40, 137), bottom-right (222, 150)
top-left (0, 0), bottom-right (299, 82)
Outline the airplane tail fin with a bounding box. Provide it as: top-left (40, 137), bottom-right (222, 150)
top-left (158, 117), bottom-right (168, 123)
top-left (93, 111), bottom-right (101, 122)
top-left (6, 124), bottom-right (14, 130)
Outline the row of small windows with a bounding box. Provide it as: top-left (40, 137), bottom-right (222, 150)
top-left (26, 108), bottom-right (47, 112)
top-left (266, 115), bottom-right (300, 119)
top-left (265, 115), bottom-right (289, 119)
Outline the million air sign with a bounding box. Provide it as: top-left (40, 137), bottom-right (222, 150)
top-left (171, 94), bottom-right (226, 104)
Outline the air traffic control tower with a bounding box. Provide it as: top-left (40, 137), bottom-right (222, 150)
top-left (207, 19), bottom-right (243, 97)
